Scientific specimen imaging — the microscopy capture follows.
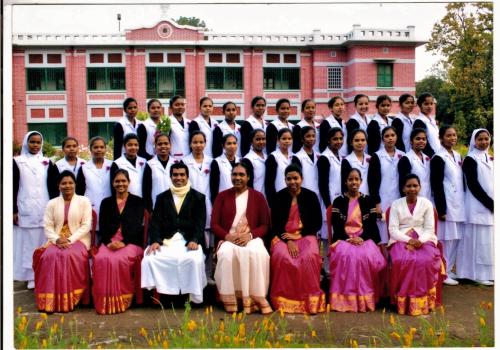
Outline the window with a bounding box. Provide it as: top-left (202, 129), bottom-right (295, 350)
top-left (27, 123), bottom-right (67, 146)
top-left (327, 66), bottom-right (343, 90)
top-left (26, 68), bottom-right (65, 91)
top-left (377, 63), bottom-right (393, 88)
top-left (206, 67), bottom-right (243, 90)
top-left (263, 68), bottom-right (300, 90)
top-left (88, 122), bottom-right (115, 142)
top-left (146, 67), bottom-right (185, 98)
top-left (87, 67), bottom-right (126, 91)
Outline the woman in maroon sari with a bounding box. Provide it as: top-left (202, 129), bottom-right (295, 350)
top-left (34, 170), bottom-right (92, 313)
top-left (269, 164), bottom-right (325, 314)
top-left (92, 169), bottom-right (144, 314)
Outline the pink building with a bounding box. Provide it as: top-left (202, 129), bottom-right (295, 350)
top-left (12, 20), bottom-right (424, 145)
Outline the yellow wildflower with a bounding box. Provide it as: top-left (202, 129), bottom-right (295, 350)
top-left (479, 317), bottom-right (486, 327)
top-left (238, 323), bottom-right (246, 338)
top-left (17, 307), bottom-right (22, 315)
top-left (187, 319), bottom-right (197, 331)
top-left (50, 323), bottom-right (58, 335)
top-left (238, 312), bottom-right (243, 321)
top-left (60, 316), bottom-right (64, 324)
top-left (219, 320), bottom-right (225, 332)
top-left (162, 340), bottom-right (169, 348)
top-left (409, 327), bottom-right (417, 336)
top-left (274, 341), bottom-right (281, 348)
top-left (439, 305), bottom-right (445, 316)
top-left (35, 321), bottom-right (43, 331)
top-left (148, 340), bottom-right (153, 346)
top-left (437, 332), bottom-right (446, 345)
top-left (232, 312), bottom-right (237, 320)
top-left (304, 344), bottom-right (310, 348)
top-left (303, 314), bottom-right (309, 321)
top-left (139, 327), bottom-right (148, 337)
top-left (390, 331), bottom-right (401, 341)
top-left (40, 313), bottom-right (48, 320)
top-left (352, 339), bottom-right (359, 348)
top-left (427, 327), bottom-right (434, 336)
top-left (265, 340), bottom-right (272, 348)
top-left (209, 305), bottom-right (213, 313)
top-left (88, 331), bottom-right (93, 340)
top-left (249, 338), bottom-right (256, 348)
top-left (403, 334), bottom-right (413, 347)
top-left (311, 330), bottom-right (317, 337)
top-left (41, 339), bottom-right (48, 348)
top-left (233, 336), bottom-right (240, 345)
top-left (224, 335), bottom-right (230, 343)
top-left (284, 333), bottom-right (293, 342)
top-left (97, 346), bottom-right (102, 349)
top-left (268, 321), bottom-right (275, 332)
top-left (205, 307), bottom-right (209, 316)
top-left (389, 314), bottom-right (395, 326)
top-left (214, 334), bottom-right (219, 342)
top-left (487, 302), bottom-right (493, 310)
top-left (279, 308), bottom-right (284, 318)
top-left (20, 338), bottom-right (28, 349)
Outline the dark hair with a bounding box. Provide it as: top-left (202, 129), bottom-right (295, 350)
top-left (276, 98), bottom-right (291, 111)
top-left (251, 96), bottom-right (266, 108)
top-left (169, 95), bottom-right (185, 108)
top-left (250, 128), bottom-right (266, 142)
top-left (376, 95), bottom-right (392, 108)
top-left (199, 96), bottom-right (213, 107)
top-left (327, 127), bottom-right (344, 140)
top-left (123, 97), bottom-right (137, 111)
top-left (89, 136), bottom-right (106, 150)
top-left (222, 101), bottom-right (237, 112)
top-left (232, 161), bottom-right (252, 181)
top-left (123, 133), bottom-right (139, 145)
top-left (398, 94), bottom-right (414, 106)
top-left (61, 136), bottom-right (79, 148)
top-left (346, 167), bottom-right (362, 181)
top-left (381, 126), bottom-right (397, 138)
top-left (354, 94), bottom-right (369, 105)
top-left (438, 125), bottom-right (456, 139)
top-left (223, 133), bottom-right (238, 145)
top-left (301, 99), bottom-right (315, 112)
top-left (404, 173), bottom-right (421, 186)
top-left (147, 99), bottom-right (162, 110)
top-left (155, 132), bottom-right (171, 144)
top-left (170, 162), bottom-right (189, 177)
top-left (327, 96), bottom-right (344, 109)
top-left (349, 129), bottom-right (367, 145)
top-left (417, 93), bottom-right (433, 108)
top-left (113, 168), bottom-right (130, 182)
top-left (278, 128), bottom-right (292, 139)
top-left (57, 170), bottom-right (76, 185)
top-left (285, 164), bottom-right (302, 178)
top-left (189, 130), bottom-right (206, 144)
top-left (300, 125), bottom-right (316, 140)
top-left (410, 128), bottom-right (427, 141)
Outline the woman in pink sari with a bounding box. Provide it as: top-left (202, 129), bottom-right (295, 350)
top-left (92, 169), bottom-right (145, 314)
top-left (329, 168), bottom-right (386, 312)
top-left (269, 164), bottom-right (325, 314)
top-left (388, 173), bottom-right (442, 316)
top-left (33, 170), bottom-right (92, 313)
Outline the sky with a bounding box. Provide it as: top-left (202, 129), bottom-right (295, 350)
top-left (10, 1), bottom-right (449, 80)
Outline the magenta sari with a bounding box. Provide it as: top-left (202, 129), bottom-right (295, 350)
top-left (389, 202), bottom-right (442, 316)
top-left (92, 198), bottom-right (144, 315)
top-left (329, 198), bottom-right (386, 312)
top-left (270, 204), bottom-right (325, 314)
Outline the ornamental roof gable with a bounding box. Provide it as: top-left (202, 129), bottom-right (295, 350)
top-left (125, 20), bottom-right (204, 41)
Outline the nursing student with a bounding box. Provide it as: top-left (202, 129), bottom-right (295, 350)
top-left (341, 129), bottom-right (371, 196)
top-left (366, 95), bottom-right (392, 155)
top-left (292, 126), bottom-right (319, 195)
top-left (168, 95), bottom-right (190, 161)
top-left (55, 137), bottom-right (85, 176)
top-left (319, 96), bottom-right (346, 155)
top-left (241, 129), bottom-right (267, 194)
top-left (266, 98), bottom-right (294, 155)
top-left (210, 134), bottom-right (240, 204)
top-left (212, 101), bottom-right (242, 158)
top-left (414, 93), bottom-right (440, 157)
top-left (240, 96), bottom-right (268, 157)
top-left (264, 128), bottom-right (293, 206)
top-left (292, 99), bottom-right (320, 153)
top-left (189, 97), bottom-right (218, 158)
top-left (392, 94), bottom-right (416, 152)
top-left (137, 98), bottom-right (163, 160)
top-left (113, 97), bottom-right (143, 160)
top-left (346, 94), bottom-right (371, 154)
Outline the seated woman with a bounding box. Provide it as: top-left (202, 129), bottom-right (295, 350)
top-left (388, 174), bottom-right (442, 316)
top-left (269, 164), bottom-right (325, 314)
top-left (211, 162), bottom-right (272, 314)
top-left (33, 170), bottom-right (92, 313)
top-left (329, 168), bottom-right (386, 312)
top-left (92, 169), bottom-right (145, 315)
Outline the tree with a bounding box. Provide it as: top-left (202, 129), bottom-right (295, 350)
top-left (426, 2), bottom-right (492, 141)
top-left (175, 16), bottom-right (208, 30)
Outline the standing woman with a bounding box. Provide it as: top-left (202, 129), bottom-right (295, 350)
top-left (212, 101), bottom-right (242, 158)
top-left (137, 99), bottom-right (163, 160)
top-left (142, 133), bottom-right (175, 212)
top-left (242, 129), bottom-right (267, 194)
top-left (113, 97), bottom-right (143, 160)
top-left (210, 134), bottom-right (240, 204)
top-left (292, 99), bottom-right (320, 153)
top-left (76, 136), bottom-right (112, 226)
top-left (33, 170), bottom-right (92, 312)
top-left (392, 94), bottom-right (416, 152)
top-left (367, 95), bottom-right (392, 155)
top-left (240, 96), bottom-right (268, 157)
top-left (266, 98), bottom-right (294, 155)
top-left (92, 169), bottom-right (145, 314)
top-left (319, 96), bottom-right (347, 155)
top-left (269, 164), bottom-right (325, 314)
top-left (55, 137), bottom-right (86, 176)
top-left (367, 126), bottom-right (405, 244)
top-left (341, 129), bottom-right (370, 196)
top-left (329, 168), bottom-right (386, 312)
top-left (168, 95), bottom-right (190, 161)
top-left (292, 126), bottom-right (319, 194)
top-left (414, 93), bottom-right (440, 157)
top-left (110, 134), bottom-right (147, 198)
top-left (14, 131), bottom-right (59, 289)
top-left (346, 94), bottom-right (371, 154)
top-left (264, 128), bottom-right (293, 206)
top-left (457, 129), bottom-right (494, 285)
top-left (189, 97), bottom-right (218, 158)
top-left (397, 128), bottom-right (432, 201)
top-left (317, 127), bottom-right (344, 274)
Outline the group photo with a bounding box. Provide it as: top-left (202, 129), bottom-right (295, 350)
top-left (6, 0), bottom-right (493, 348)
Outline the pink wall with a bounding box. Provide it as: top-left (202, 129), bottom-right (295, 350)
top-left (12, 49), bottom-right (27, 142)
top-left (126, 48), bottom-right (147, 111)
top-left (66, 48), bottom-right (88, 142)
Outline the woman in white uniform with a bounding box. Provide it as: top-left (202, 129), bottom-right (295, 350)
top-left (55, 137), bottom-right (85, 176)
top-left (341, 129), bottom-right (370, 196)
top-left (210, 134), bottom-right (240, 204)
top-left (397, 128), bottom-right (432, 201)
top-left (266, 98), bottom-right (294, 155)
top-left (292, 99), bottom-right (320, 153)
top-left (292, 126), bottom-right (319, 194)
top-left (345, 94), bottom-right (371, 154)
top-left (430, 125), bottom-right (465, 285)
top-left (319, 96), bottom-right (347, 156)
top-left (168, 95), bottom-right (190, 161)
top-left (414, 93), bottom-right (440, 157)
top-left (113, 97), bottom-right (143, 160)
top-left (392, 94), bottom-right (416, 153)
top-left (212, 101), bottom-right (241, 158)
top-left (456, 129), bottom-right (494, 286)
top-left (189, 97), bottom-right (218, 158)
top-left (241, 129), bottom-right (267, 195)
top-left (110, 133), bottom-right (147, 198)
top-left (137, 98), bottom-right (163, 160)
top-left (13, 131), bottom-right (59, 289)
top-left (240, 96), bottom-right (268, 157)
top-left (264, 128), bottom-right (293, 206)
top-left (367, 95), bottom-right (392, 155)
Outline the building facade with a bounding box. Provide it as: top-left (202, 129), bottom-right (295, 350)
top-left (12, 20), bottom-right (424, 145)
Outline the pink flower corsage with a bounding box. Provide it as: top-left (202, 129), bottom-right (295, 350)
top-left (458, 160), bottom-right (463, 166)
top-left (397, 154), bottom-right (403, 159)
top-left (366, 156), bottom-right (371, 163)
top-left (139, 161), bottom-right (144, 167)
top-left (490, 156), bottom-right (494, 161)
top-left (42, 160), bottom-right (49, 166)
top-left (106, 166), bottom-right (111, 171)
top-left (174, 160), bottom-right (179, 164)
top-left (204, 169), bottom-right (210, 174)
top-left (80, 161), bottom-right (85, 166)
top-left (425, 156), bottom-right (430, 161)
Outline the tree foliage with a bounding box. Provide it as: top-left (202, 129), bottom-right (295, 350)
top-left (426, 2), bottom-right (492, 141)
top-left (175, 16), bottom-right (208, 30)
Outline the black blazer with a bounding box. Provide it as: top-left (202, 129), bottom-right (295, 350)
top-left (331, 194), bottom-right (380, 244)
top-left (149, 188), bottom-right (206, 248)
top-left (99, 194), bottom-right (144, 247)
top-left (270, 187), bottom-right (322, 242)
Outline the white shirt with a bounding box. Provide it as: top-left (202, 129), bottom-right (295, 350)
top-left (114, 155), bottom-right (147, 198)
top-left (169, 116), bottom-right (190, 159)
top-left (415, 113), bottom-right (440, 153)
top-left (56, 157), bottom-right (86, 176)
top-left (344, 152), bottom-right (371, 195)
top-left (243, 149), bottom-right (267, 195)
top-left (404, 149), bottom-right (432, 201)
top-left (193, 115), bottom-right (218, 158)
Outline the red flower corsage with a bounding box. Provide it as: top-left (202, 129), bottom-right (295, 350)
top-left (42, 160), bottom-right (49, 166)
top-left (490, 156), bottom-right (494, 161)
top-left (204, 169), bottom-right (210, 174)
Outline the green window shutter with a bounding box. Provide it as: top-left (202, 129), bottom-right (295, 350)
top-left (88, 122), bottom-right (115, 142)
top-left (146, 67), bottom-right (185, 98)
top-left (263, 67), bottom-right (299, 90)
top-left (88, 67), bottom-right (125, 91)
top-left (377, 64), bottom-right (393, 88)
top-left (27, 68), bottom-right (65, 91)
top-left (28, 123), bottom-right (67, 146)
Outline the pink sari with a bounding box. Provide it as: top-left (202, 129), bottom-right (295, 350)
top-left (270, 204), bottom-right (325, 314)
top-left (329, 198), bottom-right (386, 312)
top-left (33, 202), bottom-right (90, 313)
top-left (389, 202), bottom-right (443, 316)
top-left (92, 198), bottom-right (144, 315)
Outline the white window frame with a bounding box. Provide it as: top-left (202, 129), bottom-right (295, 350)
top-left (145, 50), bottom-right (185, 67)
top-left (86, 50), bottom-right (126, 67)
top-left (26, 105), bottom-right (68, 123)
top-left (25, 50), bottom-right (66, 67)
top-left (205, 51), bottom-right (244, 67)
top-left (327, 66), bottom-right (343, 90)
top-left (263, 51), bottom-right (300, 67)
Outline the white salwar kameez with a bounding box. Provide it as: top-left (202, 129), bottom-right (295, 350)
top-left (214, 190), bottom-right (272, 314)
